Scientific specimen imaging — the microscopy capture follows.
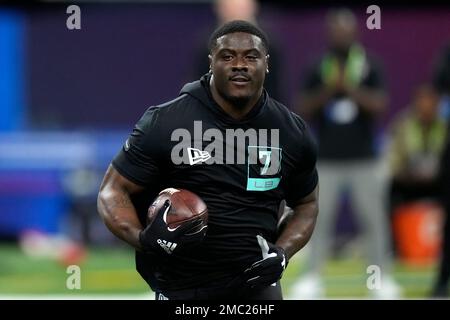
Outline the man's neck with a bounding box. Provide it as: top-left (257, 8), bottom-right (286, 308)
top-left (331, 46), bottom-right (351, 62)
top-left (209, 76), bottom-right (262, 120)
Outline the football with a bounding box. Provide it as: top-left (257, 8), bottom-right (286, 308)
top-left (147, 187), bottom-right (208, 233)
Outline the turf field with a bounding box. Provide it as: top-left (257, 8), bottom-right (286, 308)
top-left (0, 243), bottom-right (437, 299)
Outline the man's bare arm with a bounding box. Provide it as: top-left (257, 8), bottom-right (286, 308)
top-left (296, 88), bottom-right (335, 120)
top-left (297, 83), bottom-right (387, 120)
top-left (97, 165), bottom-right (146, 250)
top-left (347, 86), bottom-right (387, 116)
top-left (276, 185), bottom-right (319, 259)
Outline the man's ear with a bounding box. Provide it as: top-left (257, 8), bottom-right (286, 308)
top-left (265, 54), bottom-right (270, 74)
top-left (208, 54), bottom-right (213, 72)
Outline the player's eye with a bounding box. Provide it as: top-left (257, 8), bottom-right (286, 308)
top-left (222, 55), bottom-right (233, 61)
top-left (246, 55), bottom-right (258, 61)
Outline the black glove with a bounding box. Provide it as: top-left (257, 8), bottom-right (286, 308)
top-left (139, 199), bottom-right (207, 256)
top-left (243, 235), bottom-right (288, 289)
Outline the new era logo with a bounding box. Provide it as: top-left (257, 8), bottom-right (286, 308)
top-left (187, 147), bottom-right (211, 165)
top-left (157, 239), bottom-right (177, 254)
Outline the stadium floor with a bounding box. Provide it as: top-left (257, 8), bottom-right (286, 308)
top-left (0, 244), bottom-right (438, 299)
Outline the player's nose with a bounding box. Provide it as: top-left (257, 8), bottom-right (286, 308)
top-left (231, 65), bottom-right (248, 73)
top-left (231, 56), bottom-right (248, 71)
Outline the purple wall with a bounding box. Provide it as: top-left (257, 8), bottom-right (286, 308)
top-left (26, 4), bottom-right (450, 129)
top-left (27, 4), bottom-right (216, 129)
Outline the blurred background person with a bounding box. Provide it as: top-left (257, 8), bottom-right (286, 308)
top-left (430, 121), bottom-right (450, 298)
top-left (290, 8), bottom-right (400, 299)
top-left (193, 0), bottom-right (282, 101)
top-left (387, 84), bottom-right (447, 212)
top-left (430, 43), bottom-right (450, 298)
top-left (433, 43), bottom-right (450, 120)
top-left (386, 85), bottom-right (446, 269)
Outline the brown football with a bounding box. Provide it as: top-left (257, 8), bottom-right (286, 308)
top-left (147, 188), bottom-right (208, 230)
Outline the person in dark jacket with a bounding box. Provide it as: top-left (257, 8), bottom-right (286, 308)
top-left (97, 20), bottom-right (319, 300)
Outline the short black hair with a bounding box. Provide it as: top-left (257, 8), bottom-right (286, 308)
top-left (208, 20), bottom-right (269, 54)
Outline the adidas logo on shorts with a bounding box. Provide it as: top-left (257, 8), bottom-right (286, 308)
top-left (157, 239), bottom-right (177, 254)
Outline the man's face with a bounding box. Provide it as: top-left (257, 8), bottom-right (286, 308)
top-left (209, 32), bottom-right (268, 108)
top-left (414, 86), bottom-right (439, 124)
top-left (327, 17), bottom-right (357, 54)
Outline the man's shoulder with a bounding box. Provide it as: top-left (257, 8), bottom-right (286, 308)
top-left (265, 98), bottom-right (317, 165)
top-left (266, 96), bottom-right (289, 115)
top-left (152, 93), bottom-right (196, 113)
top-left (141, 93), bottom-right (202, 120)
top-left (133, 94), bottom-right (202, 134)
top-left (266, 97), bottom-right (308, 133)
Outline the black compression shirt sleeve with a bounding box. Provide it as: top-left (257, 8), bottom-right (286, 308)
top-left (112, 107), bottom-right (162, 187)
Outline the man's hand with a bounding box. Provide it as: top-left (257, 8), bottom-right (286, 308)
top-left (139, 199), bottom-right (206, 256)
top-left (243, 235), bottom-right (288, 289)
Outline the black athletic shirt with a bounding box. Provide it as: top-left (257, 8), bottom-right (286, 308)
top-left (112, 74), bottom-right (318, 291)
